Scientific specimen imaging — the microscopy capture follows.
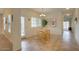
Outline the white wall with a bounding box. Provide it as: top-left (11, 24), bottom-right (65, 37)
top-left (75, 9), bottom-right (79, 44)
top-left (45, 12), bottom-right (63, 35)
top-left (72, 9), bottom-right (79, 45)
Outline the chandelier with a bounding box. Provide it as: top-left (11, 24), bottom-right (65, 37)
top-left (40, 8), bottom-right (46, 17)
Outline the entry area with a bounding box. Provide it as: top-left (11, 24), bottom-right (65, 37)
top-left (0, 8), bottom-right (79, 51)
top-left (21, 8), bottom-right (79, 51)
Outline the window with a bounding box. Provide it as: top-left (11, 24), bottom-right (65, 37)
top-left (21, 16), bottom-right (25, 36)
top-left (3, 17), bottom-right (6, 31)
top-left (31, 17), bottom-right (42, 27)
top-left (8, 15), bottom-right (11, 32)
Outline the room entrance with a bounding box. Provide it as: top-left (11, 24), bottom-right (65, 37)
top-left (63, 21), bottom-right (70, 31)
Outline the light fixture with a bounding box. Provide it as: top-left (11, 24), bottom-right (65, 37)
top-left (66, 13), bottom-right (70, 16)
top-left (40, 8), bottom-right (46, 17)
top-left (66, 8), bottom-right (70, 10)
top-left (40, 13), bottom-right (46, 17)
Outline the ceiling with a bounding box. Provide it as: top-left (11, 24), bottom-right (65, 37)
top-left (31, 8), bottom-right (64, 13)
top-left (31, 8), bottom-right (75, 16)
top-left (0, 8), bottom-right (75, 17)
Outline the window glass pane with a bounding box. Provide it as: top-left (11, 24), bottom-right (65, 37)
top-left (21, 16), bottom-right (25, 36)
top-left (31, 17), bottom-right (42, 27)
top-left (3, 17), bottom-right (6, 31)
top-left (8, 15), bottom-right (11, 32)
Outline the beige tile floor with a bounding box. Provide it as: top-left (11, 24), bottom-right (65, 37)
top-left (21, 31), bottom-right (79, 51)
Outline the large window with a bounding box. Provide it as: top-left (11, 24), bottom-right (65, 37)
top-left (21, 16), bottom-right (25, 36)
top-left (31, 17), bottom-right (42, 27)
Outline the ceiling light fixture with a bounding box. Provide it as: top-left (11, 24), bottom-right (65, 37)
top-left (40, 13), bottom-right (46, 17)
top-left (40, 8), bottom-right (46, 17)
top-left (66, 14), bottom-right (70, 16)
top-left (66, 8), bottom-right (70, 10)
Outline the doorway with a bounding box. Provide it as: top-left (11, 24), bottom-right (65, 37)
top-left (63, 21), bottom-right (70, 31)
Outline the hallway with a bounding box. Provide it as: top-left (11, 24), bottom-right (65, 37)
top-left (21, 31), bottom-right (79, 51)
top-left (61, 31), bottom-right (79, 51)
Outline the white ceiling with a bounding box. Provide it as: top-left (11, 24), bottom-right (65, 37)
top-left (31, 8), bottom-right (64, 13)
top-left (0, 8), bottom-right (75, 17)
top-left (31, 8), bottom-right (75, 16)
